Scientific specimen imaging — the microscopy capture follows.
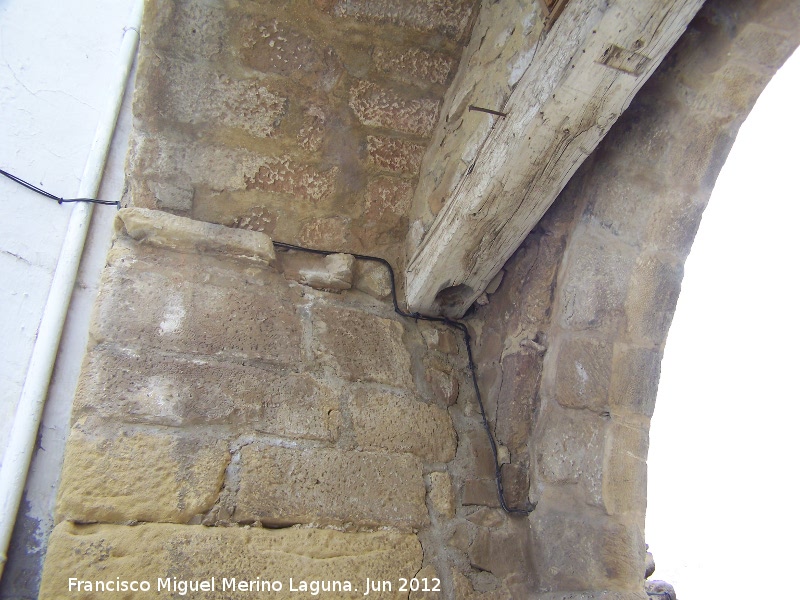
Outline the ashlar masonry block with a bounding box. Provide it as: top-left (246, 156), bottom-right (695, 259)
top-left (235, 445), bottom-right (428, 530)
top-left (74, 346), bottom-right (340, 442)
top-left (40, 522), bottom-right (422, 600)
top-left (92, 244), bottom-right (304, 367)
top-left (56, 424), bottom-right (229, 524)
top-left (311, 305), bottom-right (413, 389)
top-left (349, 388), bottom-right (456, 462)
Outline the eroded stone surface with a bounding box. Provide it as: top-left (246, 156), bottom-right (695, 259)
top-left (535, 407), bottom-right (604, 507)
top-left (236, 445), bottom-right (428, 530)
top-left (282, 252), bottom-right (355, 291)
top-left (609, 345), bottom-right (662, 417)
top-left (353, 260), bottom-right (393, 299)
top-left (312, 305), bottom-right (413, 388)
top-left (426, 366), bottom-right (459, 407)
top-left (40, 522), bottom-right (422, 600)
top-left (328, 0), bottom-right (475, 39)
top-left (116, 207), bottom-right (276, 265)
top-left (350, 388), bottom-right (456, 462)
top-left (374, 47), bottom-right (456, 86)
top-left (554, 337), bottom-right (613, 413)
top-left (137, 57), bottom-right (289, 137)
top-left (427, 472), bottom-right (455, 518)
top-left (57, 424), bottom-right (229, 524)
top-left (367, 135), bottom-right (426, 174)
top-left (531, 504), bottom-right (644, 592)
top-left (93, 246), bottom-right (303, 367)
top-left (74, 347), bottom-right (339, 441)
top-left (349, 81), bottom-right (439, 137)
top-left (603, 423), bottom-right (649, 517)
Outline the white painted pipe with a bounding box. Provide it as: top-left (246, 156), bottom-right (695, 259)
top-left (0, 0), bottom-right (144, 580)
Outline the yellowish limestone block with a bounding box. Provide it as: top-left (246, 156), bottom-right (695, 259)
top-left (40, 522), bottom-right (422, 599)
top-left (56, 424), bottom-right (229, 524)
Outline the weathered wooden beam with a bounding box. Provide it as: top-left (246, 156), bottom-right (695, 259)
top-left (405, 0), bottom-right (704, 317)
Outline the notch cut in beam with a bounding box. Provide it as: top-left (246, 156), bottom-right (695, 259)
top-left (405, 0), bottom-right (704, 318)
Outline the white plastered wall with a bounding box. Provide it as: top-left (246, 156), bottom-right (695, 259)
top-left (0, 0), bottom-right (136, 594)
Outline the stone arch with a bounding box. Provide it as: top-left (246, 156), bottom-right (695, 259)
top-left (469, 0), bottom-right (800, 595)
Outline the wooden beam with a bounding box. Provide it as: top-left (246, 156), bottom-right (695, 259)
top-left (405, 0), bottom-right (703, 317)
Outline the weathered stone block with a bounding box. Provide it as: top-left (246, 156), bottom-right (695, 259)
top-left (116, 207), bottom-right (276, 266)
top-left (147, 180), bottom-right (194, 211)
top-left (282, 252), bottom-right (355, 291)
top-left (500, 463), bottom-right (530, 510)
top-left (706, 63), bottom-right (771, 119)
top-left (327, 0), bottom-right (475, 39)
top-left (469, 527), bottom-right (527, 578)
top-left (40, 522), bottom-right (422, 599)
top-left (531, 505), bottom-right (644, 592)
top-left (127, 134), bottom-right (262, 195)
top-left (465, 510), bottom-right (500, 533)
top-left (409, 565), bottom-right (442, 599)
top-left (93, 251), bottom-right (304, 366)
top-left (462, 479), bottom-right (500, 508)
top-left (367, 135), bottom-right (425, 174)
top-left (426, 365), bottom-right (459, 406)
top-left (535, 406), bottom-right (603, 506)
top-left (245, 156), bottom-right (338, 203)
top-left (428, 471), bottom-right (455, 518)
top-left (609, 345), bottom-right (662, 417)
top-left (137, 57), bottom-right (289, 138)
top-left (145, 0), bottom-right (227, 61)
top-left (238, 18), bottom-right (342, 91)
top-left (603, 423), bottom-right (648, 517)
top-left (449, 522), bottom-right (471, 552)
top-left (365, 176), bottom-right (415, 222)
top-left (554, 337), bottom-right (613, 413)
top-left (559, 229), bottom-right (636, 332)
top-left (72, 346), bottom-right (265, 427)
top-left (581, 169), bottom-right (657, 245)
top-left (299, 215), bottom-right (352, 249)
top-left (624, 253), bottom-right (683, 346)
top-left (496, 350), bottom-right (540, 454)
top-left (297, 104), bottom-right (328, 152)
top-left (57, 424), bottom-right (229, 524)
top-left (373, 47), bottom-right (456, 86)
top-left (350, 388), bottom-right (456, 462)
top-left (312, 305), bottom-right (413, 388)
top-left (463, 429), bottom-right (498, 480)
top-left (421, 326), bottom-right (459, 354)
top-left (354, 260), bottom-right (393, 300)
top-left (664, 114), bottom-right (733, 191)
top-left (349, 81), bottom-right (438, 137)
top-left (236, 445), bottom-right (428, 530)
top-left (645, 190), bottom-right (704, 257)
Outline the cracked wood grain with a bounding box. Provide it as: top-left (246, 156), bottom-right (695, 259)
top-left (405, 0), bottom-right (704, 317)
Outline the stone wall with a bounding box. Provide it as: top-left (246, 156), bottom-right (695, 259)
top-left (40, 207), bottom-right (533, 598)
top-left (34, 0), bottom-right (800, 598)
top-left (127, 0), bottom-right (478, 272)
top-left (469, 0), bottom-right (800, 596)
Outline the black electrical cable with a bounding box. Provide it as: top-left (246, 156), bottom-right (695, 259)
top-left (1, 166), bottom-right (534, 515)
top-left (0, 168), bottom-right (120, 207)
top-left (273, 241), bottom-right (535, 516)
